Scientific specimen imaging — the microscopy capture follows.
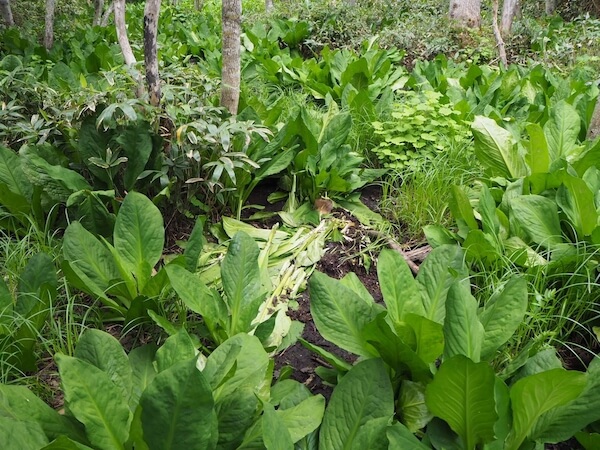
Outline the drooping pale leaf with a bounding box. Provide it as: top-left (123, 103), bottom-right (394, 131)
top-left (309, 271), bottom-right (379, 356)
top-left (443, 281), bottom-right (484, 362)
top-left (221, 232), bottom-right (265, 335)
top-left (166, 264), bottom-right (227, 328)
top-left (416, 245), bottom-right (468, 325)
top-left (543, 100), bottom-right (580, 161)
top-left (74, 329), bottom-right (133, 401)
top-left (0, 384), bottom-right (85, 442)
top-left (377, 249), bottom-right (424, 322)
top-left (319, 359), bottom-right (394, 450)
top-left (140, 358), bottom-right (217, 450)
top-left (530, 358), bottom-right (600, 443)
top-left (277, 395), bottom-right (325, 443)
top-left (63, 222), bottom-right (119, 293)
top-left (425, 355), bottom-right (497, 449)
top-left (472, 116), bottom-right (527, 179)
top-left (479, 277), bottom-right (528, 359)
top-left (263, 402), bottom-right (294, 450)
top-left (387, 422), bottom-right (431, 450)
top-left (114, 192), bottom-right (164, 289)
top-left (0, 417), bottom-right (49, 450)
top-left (526, 123), bottom-right (550, 173)
top-left (154, 328), bottom-right (197, 373)
top-left (509, 195), bottom-right (564, 247)
top-left (556, 175), bottom-right (598, 237)
top-left (399, 380), bottom-right (432, 433)
top-left (505, 368), bottom-right (587, 450)
top-left (56, 354), bottom-right (131, 450)
top-left (128, 344), bottom-right (157, 409)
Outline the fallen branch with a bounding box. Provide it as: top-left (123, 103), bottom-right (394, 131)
top-left (365, 230), bottom-right (422, 275)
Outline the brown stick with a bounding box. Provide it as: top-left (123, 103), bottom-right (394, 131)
top-left (366, 230), bottom-right (421, 275)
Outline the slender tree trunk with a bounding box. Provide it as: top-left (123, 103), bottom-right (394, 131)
top-left (144, 0), bottom-right (162, 107)
top-left (0, 0), bottom-right (14, 27)
top-left (449, 0), bottom-right (481, 28)
top-left (115, 0), bottom-right (136, 66)
top-left (500, 0), bottom-right (519, 36)
top-left (44, 0), bottom-right (56, 49)
top-left (588, 99), bottom-right (600, 140)
top-left (221, 0), bottom-right (241, 114)
top-left (100, 1), bottom-right (114, 26)
top-left (545, 0), bottom-right (556, 15)
top-left (265, 0), bottom-right (273, 11)
top-left (93, 0), bottom-right (104, 25)
top-left (492, 0), bottom-right (507, 66)
top-left (194, 0), bottom-right (202, 10)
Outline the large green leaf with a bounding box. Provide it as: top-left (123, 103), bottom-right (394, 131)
top-left (556, 175), bottom-right (598, 237)
top-left (309, 271), bottom-right (378, 356)
top-left (263, 402), bottom-right (294, 450)
top-left (115, 123), bottom-right (154, 191)
top-left (165, 264), bottom-right (227, 330)
top-left (377, 249), bottom-right (424, 322)
top-left (56, 354), bottom-right (131, 450)
top-left (140, 358), bottom-right (217, 450)
top-left (0, 384), bottom-right (85, 442)
top-left (416, 245), bottom-right (468, 325)
top-left (387, 422), bottom-right (431, 449)
top-left (319, 359), bottom-right (393, 450)
top-left (221, 232), bottom-right (265, 336)
top-left (128, 344), bottom-right (157, 409)
top-left (443, 281), bottom-right (484, 362)
top-left (526, 123), bottom-right (550, 172)
top-left (277, 395), bottom-right (325, 443)
top-left (406, 313), bottom-right (444, 364)
top-left (399, 380), bottom-right (432, 433)
top-left (215, 388), bottom-right (258, 450)
top-left (63, 222), bottom-right (119, 293)
top-left (74, 329), bottom-right (133, 401)
top-left (0, 417), bottom-right (49, 450)
top-left (505, 368), bottom-right (587, 450)
top-left (479, 277), bottom-right (528, 359)
top-left (472, 116), bottom-right (527, 179)
top-left (113, 192), bottom-right (164, 290)
top-left (509, 195), bottom-right (564, 247)
top-left (530, 358), bottom-right (600, 443)
top-left (543, 100), bottom-right (580, 161)
top-left (0, 145), bottom-right (31, 199)
top-left (154, 328), bottom-right (198, 373)
top-left (425, 355), bottom-right (497, 450)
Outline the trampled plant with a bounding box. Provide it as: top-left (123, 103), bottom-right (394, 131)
top-left (307, 246), bottom-right (600, 448)
top-left (0, 328), bottom-right (325, 450)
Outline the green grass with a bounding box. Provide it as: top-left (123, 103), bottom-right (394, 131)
top-left (378, 139), bottom-right (481, 245)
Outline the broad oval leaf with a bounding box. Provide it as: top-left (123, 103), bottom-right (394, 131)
top-left (0, 416), bottom-right (48, 450)
top-left (425, 355), bottom-right (497, 449)
top-left (56, 354), bottom-right (131, 450)
top-left (309, 271), bottom-right (378, 356)
top-left (114, 192), bottom-right (164, 287)
top-left (509, 195), bottom-right (564, 247)
top-left (140, 357), bottom-right (217, 450)
top-left (319, 359), bottom-right (394, 450)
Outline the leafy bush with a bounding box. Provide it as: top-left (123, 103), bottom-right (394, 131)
top-left (371, 90), bottom-right (470, 170)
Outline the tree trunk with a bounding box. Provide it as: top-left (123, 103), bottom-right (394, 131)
top-left (588, 99), bottom-right (600, 140)
top-left (93, 0), bottom-right (104, 25)
top-left (449, 0), bottom-right (481, 28)
top-left (0, 0), bottom-right (14, 27)
top-left (221, 0), bottom-right (241, 115)
top-left (194, 0), bottom-right (202, 10)
top-left (100, 1), bottom-right (114, 26)
top-left (44, 0), bottom-right (56, 49)
top-left (492, 0), bottom-right (507, 66)
top-left (546, 0), bottom-right (556, 15)
top-left (265, 0), bottom-right (273, 11)
top-left (115, 0), bottom-right (136, 66)
top-left (144, 0), bottom-right (162, 107)
top-left (500, 0), bottom-right (519, 36)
